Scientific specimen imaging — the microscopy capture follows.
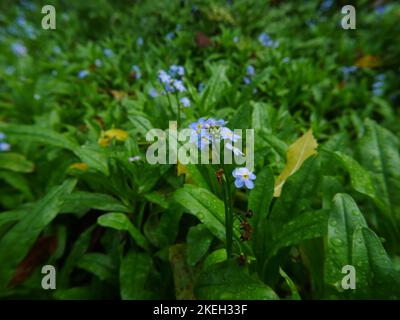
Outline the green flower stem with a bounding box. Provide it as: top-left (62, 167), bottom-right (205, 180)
top-left (174, 92), bottom-right (181, 127)
top-left (222, 173), bottom-right (233, 258)
top-left (165, 92), bottom-right (174, 119)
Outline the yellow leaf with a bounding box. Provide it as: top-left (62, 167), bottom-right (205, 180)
top-left (110, 90), bottom-right (128, 100)
top-left (354, 55), bottom-right (381, 68)
top-left (98, 137), bottom-right (110, 146)
top-left (104, 129), bottom-right (129, 141)
top-left (274, 129), bottom-right (318, 197)
top-left (177, 161), bottom-right (187, 177)
top-left (69, 162), bottom-right (88, 171)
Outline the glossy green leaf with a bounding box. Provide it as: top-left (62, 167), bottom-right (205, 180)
top-left (0, 123), bottom-right (77, 150)
top-left (0, 179), bottom-right (76, 288)
top-left (97, 212), bottom-right (150, 251)
top-left (61, 192), bottom-right (129, 214)
top-left (120, 252), bottom-right (153, 299)
top-left (324, 193), bottom-right (367, 292)
top-left (351, 227), bottom-right (400, 298)
top-left (174, 185), bottom-right (226, 240)
top-left (357, 119), bottom-right (400, 216)
top-left (0, 153), bottom-right (34, 173)
top-left (334, 151), bottom-right (377, 200)
top-left (187, 224), bottom-right (214, 266)
top-left (76, 253), bottom-right (115, 281)
top-left (195, 260), bottom-right (278, 300)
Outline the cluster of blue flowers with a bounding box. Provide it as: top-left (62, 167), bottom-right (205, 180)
top-left (258, 33), bottom-right (279, 48)
top-left (158, 65), bottom-right (186, 93)
top-left (188, 118), bottom-right (255, 189)
top-left (0, 133), bottom-right (10, 152)
top-left (372, 74), bottom-right (385, 96)
top-left (243, 65), bottom-right (255, 85)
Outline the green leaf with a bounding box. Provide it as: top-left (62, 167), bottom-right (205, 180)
top-left (73, 145), bottom-right (109, 176)
top-left (97, 212), bottom-right (150, 251)
top-left (0, 171), bottom-right (33, 198)
top-left (59, 226), bottom-right (94, 288)
top-left (144, 192), bottom-right (169, 209)
top-left (76, 253), bottom-right (115, 281)
top-left (195, 260), bottom-right (278, 300)
top-left (187, 224), bottom-right (214, 266)
top-left (0, 179), bottom-right (76, 288)
top-left (203, 249), bottom-right (227, 269)
top-left (351, 227), bottom-right (400, 298)
top-left (0, 153), bottom-right (34, 173)
top-left (174, 185), bottom-right (226, 240)
top-left (334, 151), bottom-right (377, 200)
top-left (270, 156), bottom-right (320, 224)
top-left (120, 252), bottom-right (153, 299)
top-left (357, 119), bottom-right (400, 217)
top-left (248, 167), bottom-right (274, 265)
top-left (0, 123), bottom-right (77, 151)
top-left (279, 268), bottom-right (301, 300)
top-left (267, 210), bottom-right (328, 261)
top-left (324, 193), bottom-right (367, 292)
top-left (248, 166), bottom-right (274, 226)
top-left (200, 64), bottom-right (230, 112)
top-left (144, 204), bottom-right (183, 248)
top-left (61, 192), bottom-right (129, 214)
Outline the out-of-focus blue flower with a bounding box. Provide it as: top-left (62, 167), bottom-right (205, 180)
top-left (131, 65), bottom-right (141, 79)
top-left (306, 19), bottom-right (316, 28)
top-left (320, 0), bottom-right (334, 11)
top-left (173, 79), bottom-right (186, 92)
top-left (221, 127), bottom-right (240, 142)
top-left (198, 82), bottom-right (205, 93)
top-left (137, 36), bottom-right (144, 47)
top-left (0, 142), bottom-right (11, 152)
top-left (226, 142), bottom-right (244, 156)
top-left (20, 0), bottom-right (36, 11)
top-left (129, 156), bottom-right (141, 162)
top-left (233, 36), bottom-right (239, 43)
top-left (372, 74), bottom-right (385, 96)
top-left (5, 66), bottom-right (15, 75)
top-left (148, 88), bottom-right (158, 98)
top-left (158, 70), bottom-right (171, 84)
top-left (95, 59), bottom-right (102, 67)
top-left (165, 32), bottom-right (175, 40)
top-left (232, 167), bottom-right (256, 189)
top-left (258, 32), bottom-right (278, 47)
top-left (180, 97), bottom-right (190, 107)
top-left (243, 76), bottom-right (251, 85)
top-left (103, 48), bottom-right (114, 57)
top-left (0, 132), bottom-right (6, 140)
top-left (53, 46), bottom-right (62, 55)
top-left (78, 70), bottom-right (89, 79)
top-left (375, 5), bottom-right (386, 15)
top-left (341, 66), bottom-right (358, 80)
top-left (169, 65), bottom-right (185, 77)
top-left (246, 65), bottom-right (255, 76)
top-left (11, 42), bottom-right (27, 56)
top-left (282, 57), bottom-right (290, 63)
